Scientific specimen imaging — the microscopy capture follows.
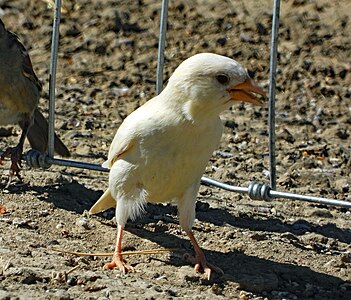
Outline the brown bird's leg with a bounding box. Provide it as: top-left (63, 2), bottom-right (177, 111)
top-left (104, 224), bottom-right (134, 274)
top-left (185, 229), bottom-right (224, 280)
top-left (0, 121), bottom-right (30, 179)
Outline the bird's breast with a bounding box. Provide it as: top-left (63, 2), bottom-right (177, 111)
top-left (116, 118), bottom-right (223, 203)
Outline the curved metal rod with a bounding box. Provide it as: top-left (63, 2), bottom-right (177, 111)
top-left (21, 151), bottom-right (351, 209)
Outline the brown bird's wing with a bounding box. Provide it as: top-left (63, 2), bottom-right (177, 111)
top-left (24, 109), bottom-right (70, 157)
top-left (6, 28), bottom-right (42, 92)
top-left (2, 23), bottom-right (69, 156)
top-left (89, 188), bottom-right (115, 214)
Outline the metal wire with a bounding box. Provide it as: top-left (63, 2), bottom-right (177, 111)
top-left (48, 0), bottom-right (62, 157)
top-left (268, 0), bottom-right (281, 190)
top-left (156, 0), bottom-right (169, 95)
top-left (23, 150), bottom-right (351, 209)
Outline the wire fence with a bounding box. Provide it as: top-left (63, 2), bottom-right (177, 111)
top-left (20, 0), bottom-right (351, 209)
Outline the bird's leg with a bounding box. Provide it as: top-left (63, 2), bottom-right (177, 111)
top-left (104, 224), bottom-right (134, 274)
top-left (0, 125), bottom-right (29, 180)
top-left (185, 229), bottom-right (224, 280)
top-left (178, 183), bottom-right (223, 279)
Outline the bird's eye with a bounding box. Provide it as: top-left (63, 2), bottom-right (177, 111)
top-left (216, 74), bottom-right (230, 85)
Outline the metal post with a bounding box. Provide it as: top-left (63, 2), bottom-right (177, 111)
top-left (268, 0), bottom-right (281, 190)
top-left (156, 0), bottom-right (169, 95)
top-left (48, 0), bottom-right (62, 157)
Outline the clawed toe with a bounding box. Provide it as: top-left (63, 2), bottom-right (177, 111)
top-left (183, 253), bottom-right (223, 280)
top-left (1, 147), bottom-right (23, 180)
top-left (104, 257), bottom-right (134, 274)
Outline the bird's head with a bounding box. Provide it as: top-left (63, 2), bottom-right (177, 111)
top-left (164, 53), bottom-right (266, 119)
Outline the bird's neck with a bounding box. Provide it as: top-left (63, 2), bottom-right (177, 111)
top-left (161, 85), bottom-right (221, 123)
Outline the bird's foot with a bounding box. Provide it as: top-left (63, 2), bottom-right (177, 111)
top-left (183, 253), bottom-right (224, 280)
top-left (0, 147), bottom-right (22, 180)
top-left (103, 255), bottom-right (134, 274)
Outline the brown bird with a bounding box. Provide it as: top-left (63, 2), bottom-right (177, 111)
top-left (0, 19), bottom-right (70, 177)
top-left (89, 53), bottom-right (266, 279)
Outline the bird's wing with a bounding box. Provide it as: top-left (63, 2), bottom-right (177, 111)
top-left (102, 122), bottom-right (137, 169)
top-left (6, 29), bottom-right (42, 92)
top-left (89, 124), bottom-right (138, 214)
top-left (89, 188), bottom-right (115, 214)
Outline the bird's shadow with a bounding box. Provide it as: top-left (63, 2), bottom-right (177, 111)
top-left (127, 205), bottom-right (351, 298)
top-left (195, 204), bottom-right (351, 244)
top-left (129, 225), bottom-right (350, 298)
top-left (3, 180), bottom-right (350, 298)
top-left (1, 179), bottom-right (100, 214)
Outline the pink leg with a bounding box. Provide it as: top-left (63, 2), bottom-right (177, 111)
top-left (185, 230), bottom-right (224, 280)
top-left (104, 224), bottom-right (133, 274)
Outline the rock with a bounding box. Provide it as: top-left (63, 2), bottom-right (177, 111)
top-left (256, 22), bottom-right (268, 35)
top-left (239, 290), bottom-right (253, 300)
top-left (0, 247), bottom-right (11, 254)
top-left (0, 290), bottom-right (11, 300)
top-left (65, 25), bottom-right (81, 37)
top-left (281, 232), bottom-right (299, 241)
top-left (12, 218), bottom-right (30, 228)
top-left (196, 201), bottom-right (210, 212)
top-left (75, 145), bottom-right (91, 156)
top-left (66, 276), bottom-right (78, 286)
top-left (334, 178), bottom-right (350, 193)
top-left (307, 208), bottom-right (333, 218)
top-left (250, 233), bottom-right (268, 241)
top-left (278, 128), bottom-right (295, 143)
top-left (240, 33), bottom-right (253, 43)
top-left (216, 37), bottom-right (227, 46)
top-left (52, 289), bottom-right (71, 300)
top-left (75, 218), bottom-right (90, 229)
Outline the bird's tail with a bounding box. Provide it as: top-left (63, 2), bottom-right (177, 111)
top-left (89, 188), bottom-right (116, 214)
top-left (23, 109), bottom-right (70, 157)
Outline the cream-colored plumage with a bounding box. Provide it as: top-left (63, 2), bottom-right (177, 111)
top-left (90, 53), bottom-right (266, 278)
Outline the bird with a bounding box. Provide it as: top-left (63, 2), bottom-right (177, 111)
top-left (89, 53), bottom-right (266, 279)
top-left (0, 19), bottom-right (70, 178)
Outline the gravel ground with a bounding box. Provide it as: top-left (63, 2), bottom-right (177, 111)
top-left (0, 0), bottom-right (350, 299)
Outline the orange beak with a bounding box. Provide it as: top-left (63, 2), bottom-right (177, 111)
top-left (228, 77), bottom-right (267, 105)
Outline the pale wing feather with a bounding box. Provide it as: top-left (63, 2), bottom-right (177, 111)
top-left (102, 121), bottom-right (137, 169)
top-left (93, 115), bottom-right (141, 213)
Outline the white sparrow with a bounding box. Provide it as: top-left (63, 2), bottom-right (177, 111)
top-left (89, 53), bottom-right (266, 279)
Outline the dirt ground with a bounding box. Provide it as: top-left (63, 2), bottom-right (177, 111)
top-left (0, 0), bottom-right (350, 299)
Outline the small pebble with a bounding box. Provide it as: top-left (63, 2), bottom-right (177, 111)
top-left (75, 218), bottom-right (90, 229)
top-left (12, 218), bottom-right (30, 227)
top-left (66, 276), bottom-right (78, 286)
top-left (56, 223), bottom-right (64, 230)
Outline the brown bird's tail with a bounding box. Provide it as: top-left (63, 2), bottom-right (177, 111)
top-left (23, 109), bottom-right (70, 157)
